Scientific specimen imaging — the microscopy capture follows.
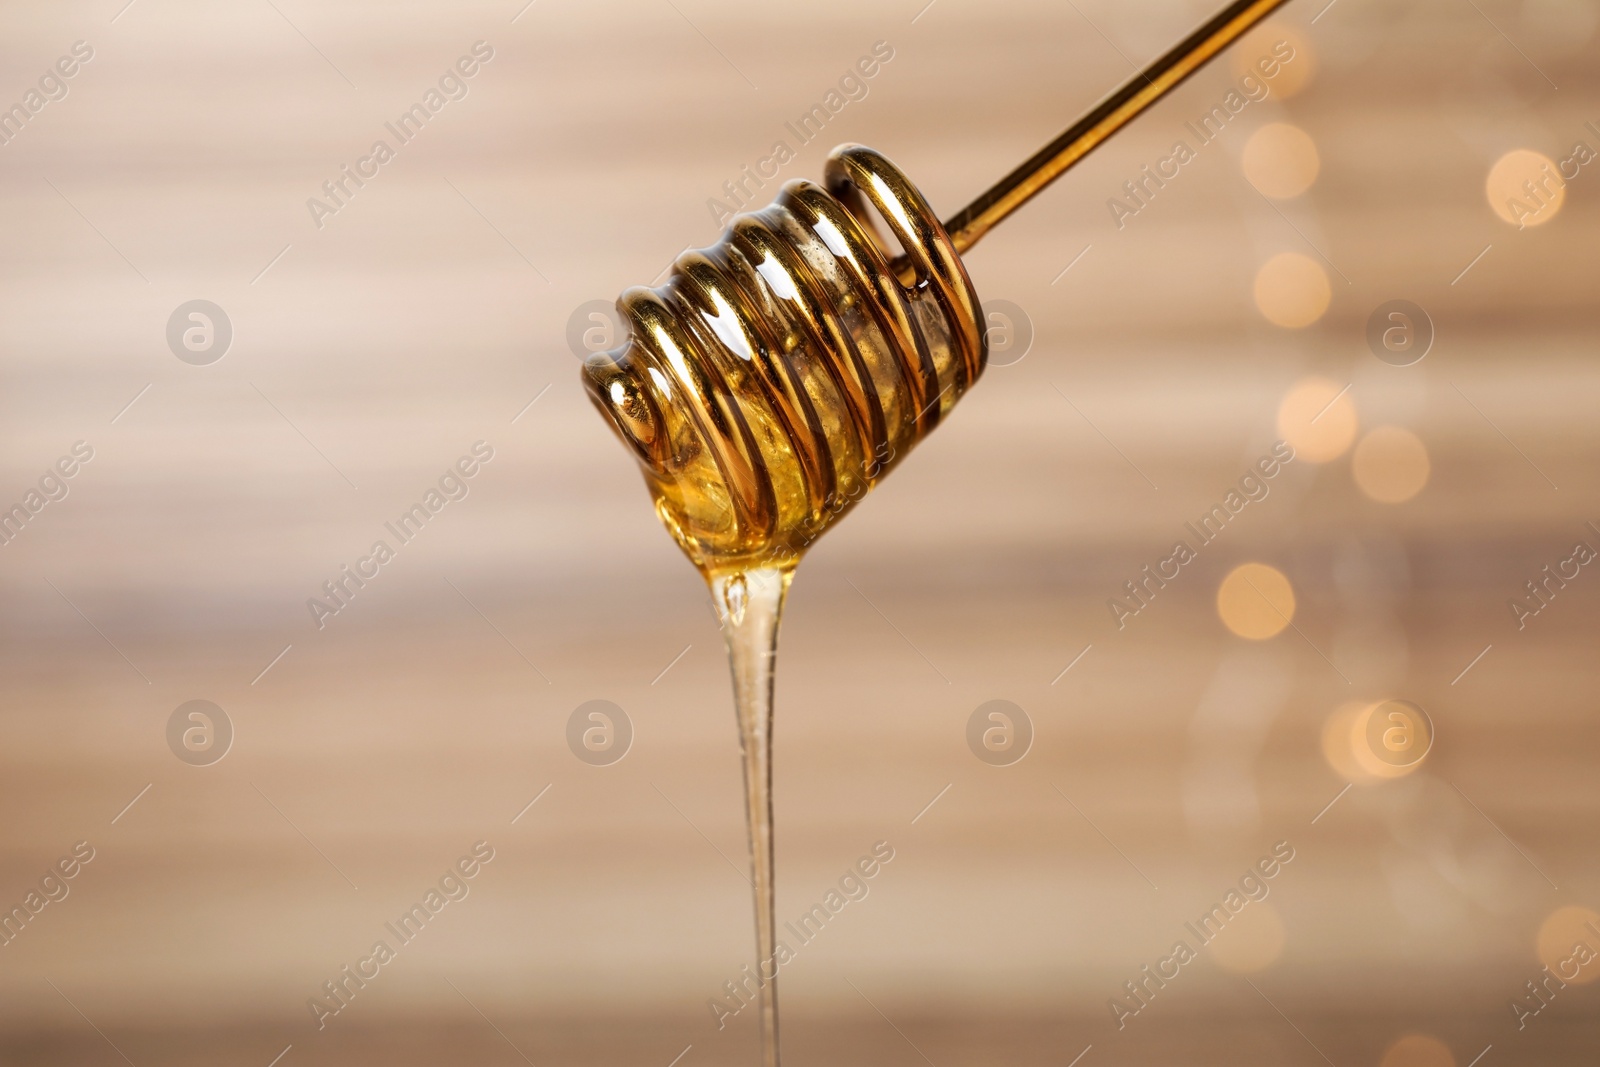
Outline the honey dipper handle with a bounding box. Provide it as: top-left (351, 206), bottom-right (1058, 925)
top-left (935, 0), bottom-right (1293, 257)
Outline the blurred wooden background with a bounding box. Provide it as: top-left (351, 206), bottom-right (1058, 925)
top-left (1, 0), bottom-right (1597, 1063)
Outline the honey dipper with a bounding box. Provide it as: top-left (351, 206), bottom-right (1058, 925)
top-left (583, 0), bottom-right (1292, 579)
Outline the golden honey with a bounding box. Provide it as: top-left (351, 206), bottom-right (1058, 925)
top-left (581, 145), bottom-right (986, 578)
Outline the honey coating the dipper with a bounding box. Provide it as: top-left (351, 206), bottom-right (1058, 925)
top-left (581, 145), bottom-right (987, 578)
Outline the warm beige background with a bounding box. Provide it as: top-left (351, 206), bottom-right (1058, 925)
top-left (1, 0), bottom-right (1597, 1064)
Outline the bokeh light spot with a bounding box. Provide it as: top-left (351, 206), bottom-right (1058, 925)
top-left (1209, 902), bottom-right (1286, 974)
top-left (1353, 427), bottom-right (1431, 503)
top-left (1231, 26), bottom-right (1315, 100)
top-left (1322, 701), bottom-right (1430, 782)
top-left (1536, 905), bottom-right (1600, 985)
top-left (1277, 376), bottom-right (1358, 463)
top-left (1487, 149), bottom-right (1564, 228)
top-left (1242, 123), bottom-right (1321, 198)
top-left (1217, 563), bottom-right (1295, 640)
top-left (1254, 253), bottom-right (1331, 328)
top-left (1380, 1034), bottom-right (1456, 1067)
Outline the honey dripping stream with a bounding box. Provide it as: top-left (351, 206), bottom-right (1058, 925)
top-left (712, 568), bottom-right (789, 1067)
top-left (582, 145), bottom-right (985, 1067)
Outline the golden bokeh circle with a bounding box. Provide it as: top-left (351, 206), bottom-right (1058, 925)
top-left (1242, 123), bottom-right (1321, 199)
top-left (1254, 253), bottom-right (1332, 328)
top-left (1321, 702), bottom-right (1371, 781)
top-left (1217, 562), bottom-right (1295, 640)
top-left (1486, 149), bottom-right (1565, 228)
top-left (1380, 1034), bottom-right (1456, 1067)
top-left (1231, 26), bottom-right (1315, 100)
top-left (1361, 699), bottom-right (1434, 769)
top-left (1323, 701), bottom-right (1432, 782)
top-left (1353, 427), bottom-right (1431, 503)
top-left (1277, 376), bottom-right (1358, 463)
top-left (1209, 902), bottom-right (1286, 974)
top-left (1536, 905), bottom-right (1600, 985)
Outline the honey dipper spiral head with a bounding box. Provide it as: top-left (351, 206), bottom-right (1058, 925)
top-left (582, 145), bottom-right (987, 578)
